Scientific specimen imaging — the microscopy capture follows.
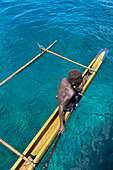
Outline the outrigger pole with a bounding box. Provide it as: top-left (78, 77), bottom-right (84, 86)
top-left (0, 40), bottom-right (57, 87)
top-left (0, 138), bottom-right (36, 167)
top-left (38, 43), bottom-right (96, 73)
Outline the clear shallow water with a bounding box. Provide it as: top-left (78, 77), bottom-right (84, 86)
top-left (0, 0), bottom-right (113, 169)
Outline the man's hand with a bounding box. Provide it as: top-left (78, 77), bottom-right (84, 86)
top-left (78, 89), bottom-right (84, 96)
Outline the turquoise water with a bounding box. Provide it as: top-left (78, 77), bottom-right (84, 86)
top-left (0, 0), bottom-right (113, 169)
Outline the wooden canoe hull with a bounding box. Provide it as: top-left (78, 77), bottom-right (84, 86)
top-left (11, 48), bottom-right (108, 170)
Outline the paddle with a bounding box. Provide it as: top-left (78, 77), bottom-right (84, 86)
top-left (43, 95), bottom-right (81, 170)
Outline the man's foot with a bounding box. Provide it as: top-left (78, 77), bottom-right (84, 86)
top-left (58, 125), bottom-right (65, 135)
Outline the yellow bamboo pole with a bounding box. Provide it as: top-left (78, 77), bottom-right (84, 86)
top-left (41, 47), bottom-right (96, 73)
top-left (0, 40), bottom-right (57, 87)
top-left (0, 138), bottom-right (36, 167)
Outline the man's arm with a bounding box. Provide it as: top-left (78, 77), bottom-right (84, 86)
top-left (79, 76), bottom-right (87, 89)
top-left (58, 88), bottom-right (75, 134)
top-left (59, 95), bottom-right (69, 132)
top-left (79, 76), bottom-right (87, 96)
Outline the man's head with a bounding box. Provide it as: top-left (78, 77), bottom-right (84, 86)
top-left (68, 69), bottom-right (82, 87)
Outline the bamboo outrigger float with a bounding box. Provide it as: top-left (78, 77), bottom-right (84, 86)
top-left (10, 46), bottom-right (108, 170)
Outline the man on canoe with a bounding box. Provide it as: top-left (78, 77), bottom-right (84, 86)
top-left (57, 69), bottom-right (87, 134)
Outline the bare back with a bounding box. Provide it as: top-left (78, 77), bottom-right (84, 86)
top-left (57, 78), bottom-right (75, 107)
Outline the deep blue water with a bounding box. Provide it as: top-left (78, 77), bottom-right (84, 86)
top-left (0, 0), bottom-right (113, 170)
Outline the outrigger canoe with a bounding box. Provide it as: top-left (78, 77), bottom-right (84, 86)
top-left (11, 47), bottom-right (108, 170)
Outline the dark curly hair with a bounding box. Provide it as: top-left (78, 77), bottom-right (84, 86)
top-left (68, 69), bottom-right (82, 87)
